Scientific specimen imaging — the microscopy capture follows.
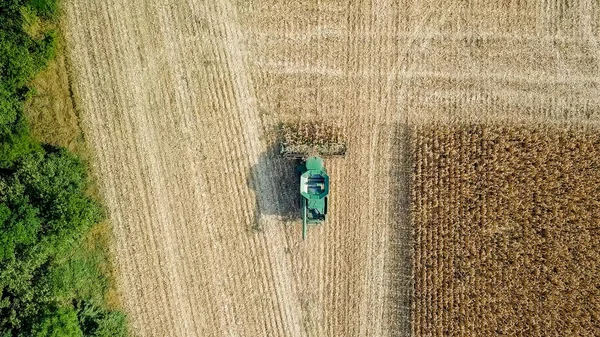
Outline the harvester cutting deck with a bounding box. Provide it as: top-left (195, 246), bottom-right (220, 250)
top-left (279, 123), bottom-right (346, 239)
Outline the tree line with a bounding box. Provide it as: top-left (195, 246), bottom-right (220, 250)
top-left (1, 1), bottom-right (128, 336)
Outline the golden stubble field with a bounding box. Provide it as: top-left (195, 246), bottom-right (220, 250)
top-left (62, 0), bottom-right (600, 336)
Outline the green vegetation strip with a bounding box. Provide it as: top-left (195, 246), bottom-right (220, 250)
top-left (0, 1), bottom-right (127, 336)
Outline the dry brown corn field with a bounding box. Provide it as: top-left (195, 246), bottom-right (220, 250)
top-left (412, 125), bottom-right (600, 336)
top-left (62, 0), bottom-right (600, 336)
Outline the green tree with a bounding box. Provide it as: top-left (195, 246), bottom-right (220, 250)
top-left (76, 301), bottom-right (128, 337)
top-left (0, 148), bottom-right (102, 334)
top-left (0, 193), bottom-right (40, 261)
top-left (30, 306), bottom-right (83, 337)
top-left (28, 0), bottom-right (59, 20)
top-left (0, 147), bottom-right (102, 259)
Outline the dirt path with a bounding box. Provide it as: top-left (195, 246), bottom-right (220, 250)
top-left (63, 0), bottom-right (599, 336)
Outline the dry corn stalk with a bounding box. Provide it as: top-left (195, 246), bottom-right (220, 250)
top-left (279, 122), bottom-right (347, 158)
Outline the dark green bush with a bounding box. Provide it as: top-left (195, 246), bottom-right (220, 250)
top-left (75, 301), bottom-right (128, 337)
top-left (28, 0), bottom-right (59, 20)
top-left (1, 147), bottom-right (102, 259)
top-left (30, 305), bottom-right (83, 337)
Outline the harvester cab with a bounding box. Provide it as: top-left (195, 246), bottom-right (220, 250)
top-left (279, 123), bottom-right (346, 239)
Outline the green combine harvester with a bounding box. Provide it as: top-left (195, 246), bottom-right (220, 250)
top-left (298, 157), bottom-right (329, 239)
top-left (280, 122), bottom-right (346, 239)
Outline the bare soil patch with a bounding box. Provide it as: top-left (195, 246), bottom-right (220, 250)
top-left (412, 124), bottom-right (600, 336)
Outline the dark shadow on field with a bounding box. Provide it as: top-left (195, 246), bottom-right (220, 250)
top-left (386, 123), bottom-right (413, 336)
top-left (247, 142), bottom-right (300, 231)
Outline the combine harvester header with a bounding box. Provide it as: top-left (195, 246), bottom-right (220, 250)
top-left (279, 123), bottom-right (346, 239)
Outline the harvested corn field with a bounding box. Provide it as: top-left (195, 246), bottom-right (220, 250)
top-left (62, 0), bottom-right (409, 336)
top-left (412, 124), bottom-right (600, 336)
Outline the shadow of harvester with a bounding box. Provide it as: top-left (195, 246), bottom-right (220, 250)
top-left (387, 123), bottom-right (413, 335)
top-left (247, 143), bottom-right (301, 231)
